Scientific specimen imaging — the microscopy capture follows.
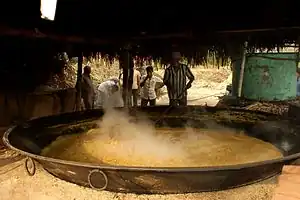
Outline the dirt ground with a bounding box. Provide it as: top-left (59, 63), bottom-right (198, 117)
top-left (0, 158), bottom-right (277, 200)
top-left (0, 68), bottom-right (279, 200)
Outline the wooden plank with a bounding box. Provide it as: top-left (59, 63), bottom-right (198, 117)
top-left (0, 26), bottom-right (111, 45)
top-left (272, 165), bottom-right (300, 200)
top-left (217, 26), bottom-right (300, 33)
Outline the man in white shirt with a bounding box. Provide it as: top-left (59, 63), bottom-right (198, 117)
top-left (97, 79), bottom-right (120, 108)
top-left (131, 68), bottom-right (141, 107)
top-left (140, 66), bottom-right (163, 107)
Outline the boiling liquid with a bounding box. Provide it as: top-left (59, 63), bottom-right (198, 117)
top-left (41, 128), bottom-right (283, 167)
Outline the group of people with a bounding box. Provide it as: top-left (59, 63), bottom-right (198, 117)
top-left (81, 66), bottom-right (120, 109)
top-left (131, 65), bottom-right (163, 107)
top-left (80, 52), bottom-right (195, 109)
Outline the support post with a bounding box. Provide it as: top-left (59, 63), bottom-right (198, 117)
top-left (128, 55), bottom-right (134, 107)
top-left (120, 45), bottom-right (134, 107)
top-left (75, 53), bottom-right (83, 111)
top-left (296, 37), bottom-right (300, 69)
top-left (227, 42), bottom-right (242, 97)
top-left (237, 41), bottom-right (248, 98)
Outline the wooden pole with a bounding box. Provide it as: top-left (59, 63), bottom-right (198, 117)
top-left (128, 53), bottom-right (134, 107)
top-left (120, 49), bottom-right (129, 107)
top-left (227, 42), bottom-right (242, 97)
top-left (237, 41), bottom-right (248, 98)
top-left (75, 53), bottom-right (83, 111)
top-left (0, 26), bottom-right (111, 45)
top-left (120, 45), bottom-right (134, 107)
top-left (296, 37), bottom-right (300, 68)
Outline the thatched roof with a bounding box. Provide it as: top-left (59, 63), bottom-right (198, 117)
top-left (44, 1), bottom-right (299, 38)
top-left (1, 26), bottom-right (299, 64)
top-left (4, 1), bottom-right (300, 36)
top-left (1, 1), bottom-right (300, 64)
top-left (0, 1), bottom-right (299, 91)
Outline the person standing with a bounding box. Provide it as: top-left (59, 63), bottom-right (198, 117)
top-left (140, 66), bottom-right (162, 107)
top-left (81, 66), bottom-right (95, 110)
top-left (163, 52), bottom-right (195, 106)
top-left (131, 67), bottom-right (141, 107)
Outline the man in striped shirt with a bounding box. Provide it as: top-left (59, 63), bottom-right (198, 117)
top-left (163, 52), bottom-right (195, 106)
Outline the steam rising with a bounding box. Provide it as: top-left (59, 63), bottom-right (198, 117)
top-left (92, 108), bottom-right (188, 165)
top-left (42, 92), bottom-right (284, 167)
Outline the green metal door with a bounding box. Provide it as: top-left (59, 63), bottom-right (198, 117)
top-left (232, 53), bottom-right (297, 101)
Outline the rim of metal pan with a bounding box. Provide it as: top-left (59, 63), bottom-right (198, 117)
top-left (3, 125), bottom-right (300, 172)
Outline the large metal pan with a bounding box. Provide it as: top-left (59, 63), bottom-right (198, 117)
top-left (3, 106), bottom-right (300, 194)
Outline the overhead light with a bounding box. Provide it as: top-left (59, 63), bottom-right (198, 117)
top-left (40, 0), bottom-right (58, 21)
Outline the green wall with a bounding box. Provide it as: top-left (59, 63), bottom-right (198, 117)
top-left (232, 53), bottom-right (297, 101)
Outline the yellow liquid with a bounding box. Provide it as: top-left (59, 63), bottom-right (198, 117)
top-left (41, 127), bottom-right (283, 167)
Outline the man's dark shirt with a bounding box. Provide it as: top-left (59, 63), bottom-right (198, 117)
top-left (163, 64), bottom-right (194, 100)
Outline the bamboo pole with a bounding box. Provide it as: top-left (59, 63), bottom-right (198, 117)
top-left (0, 26), bottom-right (111, 45)
top-left (217, 26), bottom-right (300, 33)
top-left (1, 25), bottom-right (300, 45)
top-left (237, 41), bottom-right (248, 98)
